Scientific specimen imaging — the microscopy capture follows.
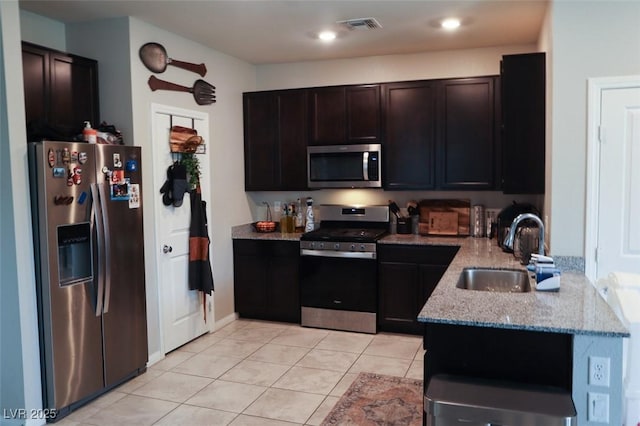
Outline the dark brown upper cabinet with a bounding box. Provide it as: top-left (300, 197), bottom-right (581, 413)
top-left (243, 89), bottom-right (308, 191)
top-left (308, 84), bottom-right (381, 145)
top-left (382, 81), bottom-right (437, 189)
top-left (501, 52), bottom-right (546, 194)
top-left (22, 42), bottom-right (99, 141)
top-left (437, 77), bottom-right (497, 190)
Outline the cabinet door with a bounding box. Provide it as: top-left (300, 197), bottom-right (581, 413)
top-left (234, 240), bottom-right (300, 322)
top-left (234, 254), bottom-right (269, 318)
top-left (233, 241), bottom-right (269, 317)
top-left (438, 78), bottom-right (495, 189)
top-left (383, 81), bottom-right (437, 189)
top-left (275, 90), bottom-right (308, 190)
top-left (269, 253), bottom-right (300, 323)
top-left (22, 43), bottom-right (50, 131)
top-left (49, 52), bottom-right (99, 137)
top-left (501, 53), bottom-right (545, 194)
top-left (419, 264), bottom-right (448, 302)
top-left (309, 85), bottom-right (381, 145)
top-left (243, 92), bottom-right (278, 190)
top-left (309, 87), bottom-right (346, 145)
top-left (347, 85), bottom-right (381, 143)
top-left (243, 90), bottom-right (308, 191)
top-left (378, 261), bottom-right (421, 334)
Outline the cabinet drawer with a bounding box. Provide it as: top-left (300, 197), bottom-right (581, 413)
top-left (233, 239), bottom-right (299, 257)
top-left (378, 244), bottom-right (459, 265)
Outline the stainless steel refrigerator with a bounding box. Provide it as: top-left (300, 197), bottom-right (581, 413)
top-left (28, 141), bottom-right (147, 419)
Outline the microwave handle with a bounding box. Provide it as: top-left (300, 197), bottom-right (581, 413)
top-left (362, 152), bottom-right (369, 181)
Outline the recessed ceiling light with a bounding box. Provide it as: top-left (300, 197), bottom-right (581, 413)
top-left (318, 31), bottom-right (337, 41)
top-left (441, 18), bottom-right (461, 30)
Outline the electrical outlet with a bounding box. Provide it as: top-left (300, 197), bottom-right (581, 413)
top-left (589, 356), bottom-right (610, 387)
top-left (588, 392), bottom-right (609, 422)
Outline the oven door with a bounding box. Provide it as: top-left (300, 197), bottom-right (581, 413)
top-left (300, 254), bottom-right (376, 311)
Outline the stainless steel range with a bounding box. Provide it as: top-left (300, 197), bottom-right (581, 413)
top-left (300, 205), bottom-right (389, 334)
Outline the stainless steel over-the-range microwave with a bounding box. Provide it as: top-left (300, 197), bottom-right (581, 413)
top-left (307, 143), bottom-right (382, 188)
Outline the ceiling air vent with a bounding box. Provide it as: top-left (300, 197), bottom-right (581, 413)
top-left (336, 17), bottom-right (383, 31)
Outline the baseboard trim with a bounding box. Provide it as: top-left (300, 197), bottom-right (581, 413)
top-left (215, 312), bottom-right (239, 331)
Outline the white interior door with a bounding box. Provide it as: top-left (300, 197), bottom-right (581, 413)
top-left (595, 86), bottom-right (640, 279)
top-left (151, 104), bottom-right (213, 353)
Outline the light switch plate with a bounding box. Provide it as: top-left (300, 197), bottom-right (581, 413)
top-left (588, 392), bottom-right (609, 422)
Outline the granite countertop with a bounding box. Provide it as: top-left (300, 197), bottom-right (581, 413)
top-left (413, 237), bottom-right (629, 337)
top-left (231, 223), bottom-right (304, 241)
top-left (231, 224), bottom-right (628, 337)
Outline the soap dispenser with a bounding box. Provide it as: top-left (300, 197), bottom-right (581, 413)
top-left (83, 121), bottom-right (97, 144)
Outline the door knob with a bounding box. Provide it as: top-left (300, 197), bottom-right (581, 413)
top-left (163, 245), bottom-right (173, 253)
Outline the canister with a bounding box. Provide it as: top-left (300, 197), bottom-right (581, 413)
top-left (471, 205), bottom-right (485, 238)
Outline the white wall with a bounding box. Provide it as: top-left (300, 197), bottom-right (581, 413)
top-left (67, 18), bottom-right (134, 146)
top-left (257, 44), bottom-right (536, 89)
top-left (538, 3), bottom-right (553, 251)
top-left (0, 2), bottom-right (43, 424)
top-left (126, 18), bottom-right (255, 334)
top-left (550, 1), bottom-right (640, 256)
top-left (19, 9), bottom-right (65, 52)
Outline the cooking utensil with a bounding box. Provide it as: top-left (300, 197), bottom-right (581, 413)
top-left (139, 42), bottom-right (207, 77)
top-left (407, 200), bottom-right (419, 216)
top-left (148, 76), bottom-right (216, 105)
top-left (388, 200), bottom-right (401, 219)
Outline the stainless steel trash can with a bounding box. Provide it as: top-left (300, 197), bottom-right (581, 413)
top-left (425, 375), bottom-right (576, 426)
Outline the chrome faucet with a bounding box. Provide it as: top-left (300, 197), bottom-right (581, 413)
top-left (503, 213), bottom-right (545, 255)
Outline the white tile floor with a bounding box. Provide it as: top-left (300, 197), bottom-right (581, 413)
top-left (57, 319), bottom-right (424, 426)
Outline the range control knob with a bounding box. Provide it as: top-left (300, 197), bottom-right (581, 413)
top-left (309, 242), bottom-right (315, 249)
top-left (319, 243), bottom-right (324, 249)
top-left (350, 244), bottom-right (356, 251)
top-left (360, 244), bottom-right (366, 251)
top-left (334, 243), bottom-right (340, 250)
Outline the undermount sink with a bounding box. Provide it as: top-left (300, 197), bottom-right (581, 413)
top-left (456, 267), bottom-right (531, 293)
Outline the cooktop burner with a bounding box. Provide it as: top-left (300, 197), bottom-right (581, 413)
top-left (301, 227), bottom-right (387, 243)
top-left (300, 204), bottom-right (390, 243)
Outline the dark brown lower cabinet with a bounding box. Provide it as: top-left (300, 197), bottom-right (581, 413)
top-left (233, 239), bottom-right (300, 323)
top-left (424, 323), bottom-right (572, 391)
top-left (378, 244), bottom-right (459, 334)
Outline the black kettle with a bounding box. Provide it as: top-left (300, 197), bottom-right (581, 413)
top-left (496, 202), bottom-right (540, 252)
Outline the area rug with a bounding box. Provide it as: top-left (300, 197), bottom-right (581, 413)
top-left (321, 372), bottom-right (423, 426)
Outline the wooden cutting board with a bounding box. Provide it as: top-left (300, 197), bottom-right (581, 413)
top-left (418, 199), bottom-right (470, 236)
top-left (428, 211), bottom-right (459, 235)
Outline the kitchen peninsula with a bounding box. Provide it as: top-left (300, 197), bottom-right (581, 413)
top-left (232, 226), bottom-right (628, 424)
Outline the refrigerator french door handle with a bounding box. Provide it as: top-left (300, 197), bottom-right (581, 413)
top-left (91, 183), bottom-right (106, 316)
top-left (97, 182), bottom-right (112, 314)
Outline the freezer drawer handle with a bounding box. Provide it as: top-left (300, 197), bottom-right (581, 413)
top-left (163, 245), bottom-right (173, 253)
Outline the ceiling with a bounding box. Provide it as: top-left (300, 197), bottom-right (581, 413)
top-left (18, 0), bottom-right (549, 65)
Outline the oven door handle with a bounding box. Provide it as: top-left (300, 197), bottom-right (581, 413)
top-left (300, 249), bottom-right (376, 260)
